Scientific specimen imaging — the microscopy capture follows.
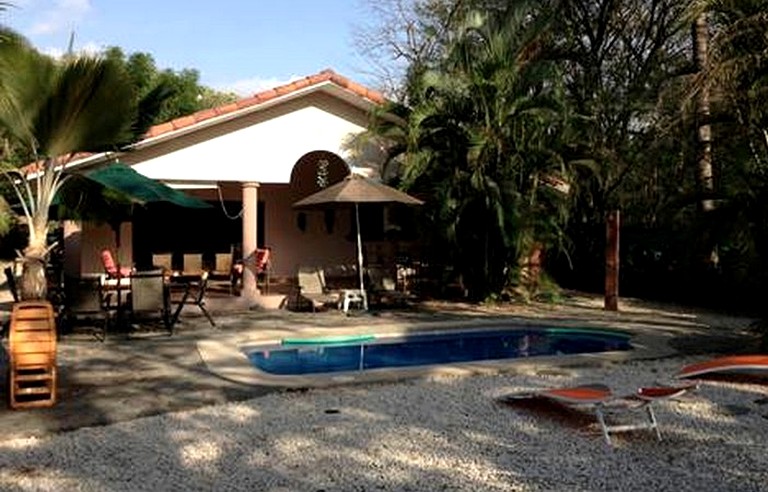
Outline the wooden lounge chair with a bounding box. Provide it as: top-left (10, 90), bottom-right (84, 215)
top-left (212, 251), bottom-right (233, 278)
top-left (8, 300), bottom-right (58, 409)
top-left (297, 266), bottom-right (340, 311)
top-left (499, 383), bottom-right (698, 446)
top-left (210, 248), bottom-right (238, 295)
top-left (677, 354), bottom-right (768, 380)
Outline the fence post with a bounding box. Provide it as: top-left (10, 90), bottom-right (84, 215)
top-left (605, 210), bottom-right (620, 311)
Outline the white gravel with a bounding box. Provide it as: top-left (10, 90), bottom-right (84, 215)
top-left (0, 356), bottom-right (766, 491)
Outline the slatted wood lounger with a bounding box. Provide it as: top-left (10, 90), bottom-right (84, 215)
top-left (9, 300), bottom-right (58, 409)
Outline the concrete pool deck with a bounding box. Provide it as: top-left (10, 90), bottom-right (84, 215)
top-left (0, 290), bottom-right (761, 442)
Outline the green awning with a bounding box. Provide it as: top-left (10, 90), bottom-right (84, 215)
top-left (84, 163), bottom-right (211, 209)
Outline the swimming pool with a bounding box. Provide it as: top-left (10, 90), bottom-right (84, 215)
top-left (243, 327), bottom-right (632, 376)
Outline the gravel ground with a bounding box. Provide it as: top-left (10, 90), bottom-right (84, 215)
top-left (0, 355), bottom-right (765, 492)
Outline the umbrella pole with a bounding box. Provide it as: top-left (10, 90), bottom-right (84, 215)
top-left (354, 202), bottom-right (368, 310)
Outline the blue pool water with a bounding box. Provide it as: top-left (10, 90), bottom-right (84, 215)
top-left (243, 327), bottom-right (632, 376)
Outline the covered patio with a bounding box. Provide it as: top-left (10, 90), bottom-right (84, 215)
top-left (59, 70), bottom-right (419, 309)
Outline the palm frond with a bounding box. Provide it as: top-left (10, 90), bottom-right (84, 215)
top-left (34, 56), bottom-right (136, 157)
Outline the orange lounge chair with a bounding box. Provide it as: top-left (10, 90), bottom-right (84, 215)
top-left (677, 354), bottom-right (768, 380)
top-left (500, 383), bottom-right (697, 446)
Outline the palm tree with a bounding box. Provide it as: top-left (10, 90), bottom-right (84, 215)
top-left (689, 0), bottom-right (768, 346)
top-left (0, 29), bottom-right (160, 300)
top-left (692, 11), bottom-right (714, 214)
top-left (370, 2), bottom-right (572, 300)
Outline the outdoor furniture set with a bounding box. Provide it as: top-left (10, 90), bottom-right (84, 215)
top-left (293, 264), bottom-right (412, 314)
top-left (59, 248), bottom-right (216, 339)
top-left (151, 246), bottom-right (270, 295)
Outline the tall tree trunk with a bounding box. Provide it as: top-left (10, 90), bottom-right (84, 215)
top-left (20, 215), bottom-right (49, 300)
top-left (692, 12), bottom-right (719, 274)
top-left (693, 12), bottom-right (714, 213)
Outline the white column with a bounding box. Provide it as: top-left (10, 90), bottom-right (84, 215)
top-left (241, 181), bottom-right (260, 303)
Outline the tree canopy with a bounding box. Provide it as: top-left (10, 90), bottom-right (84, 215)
top-left (358, 0), bottom-right (768, 313)
top-left (0, 29), bottom-right (235, 298)
top-left (102, 46), bottom-right (237, 126)
top-left (0, 35), bottom-right (238, 265)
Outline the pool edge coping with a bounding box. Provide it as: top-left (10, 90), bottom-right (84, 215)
top-left (197, 317), bottom-right (677, 388)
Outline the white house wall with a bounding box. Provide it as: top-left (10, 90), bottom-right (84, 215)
top-left (129, 93), bottom-right (369, 184)
top-left (259, 185), bottom-right (357, 277)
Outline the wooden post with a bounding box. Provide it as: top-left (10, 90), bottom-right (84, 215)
top-left (605, 210), bottom-right (620, 311)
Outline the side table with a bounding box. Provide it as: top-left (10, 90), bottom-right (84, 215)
top-left (340, 289), bottom-right (367, 314)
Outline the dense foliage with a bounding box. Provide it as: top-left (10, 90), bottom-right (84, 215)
top-left (0, 28), bottom-right (161, 298)
top-left (103, 47), bottom-right (237, 125)
top-left (0, 24), bottom-right (236, 297)
top-left (361, 0), bottom-right (768, 313)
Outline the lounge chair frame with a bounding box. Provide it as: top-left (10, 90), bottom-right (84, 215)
top-left (296, 266), bottom-right (340, 311)
top-left (152, 253), bottom-right (174, 274)
top-left (504, 383), bottom-right (697, 446)
top-left (182, 253), bottom-right (204, 275)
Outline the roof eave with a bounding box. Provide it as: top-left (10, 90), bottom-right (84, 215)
top-left (132, 81), bottom-right (383, 151)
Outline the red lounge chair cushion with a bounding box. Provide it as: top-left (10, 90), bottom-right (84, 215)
top-left (678, 355), bottom-right (768, 379)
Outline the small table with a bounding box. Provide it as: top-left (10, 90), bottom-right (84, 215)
top-left (339, 289), bottom-right (367, 314)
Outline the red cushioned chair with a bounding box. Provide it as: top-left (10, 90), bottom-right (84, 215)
top-left (100, 249), bottom-right (133, 279)
top-left (255, 247), bottom-right (271, 293)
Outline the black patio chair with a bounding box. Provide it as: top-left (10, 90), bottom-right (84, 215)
top-left (61, 276), bottom-right (111, 341)
top-left (129, 270), bottom-right (172, 335)
top-left (170, 270), bottom-right (215, 329)
top-left (4, 266), bottom-right (19, 303)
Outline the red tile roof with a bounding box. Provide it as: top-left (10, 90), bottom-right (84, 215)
top-left (20, 152), bottom-right (98, 175)
top-left (143, 68), bottom-right (385, 139)
top-left (22, 70), bottom-right (385, 173)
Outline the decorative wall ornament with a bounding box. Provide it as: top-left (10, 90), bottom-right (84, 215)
top-left (316, 159), bottom-right (329, 189)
